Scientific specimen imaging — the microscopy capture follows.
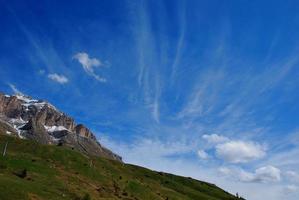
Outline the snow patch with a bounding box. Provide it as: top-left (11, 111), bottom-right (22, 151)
top-left (22, 102), bottom-right (46, 110)
top-left (16, 94), bottom-right (38, 103)
top-left (50, 135), bottom-right (61, 142)
top-left (8, 117), bottom-right (27, 139)
top-left (14, 94), bottom-right (58, 111)
top-left (43, 103), bottom-right (58, 111)
top-left (6, 131), bottom-right (12, 135)
top-left (9, 117), bottom-right (27, 125)
top-left (44, 125), bottom-right (68, 132)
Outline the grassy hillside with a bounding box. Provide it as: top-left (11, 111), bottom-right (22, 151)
top-left (0, 134), bottom-right (242, 200)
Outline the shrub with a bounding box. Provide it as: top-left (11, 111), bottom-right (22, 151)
top-left (82, 193), bottom-right (91, 200)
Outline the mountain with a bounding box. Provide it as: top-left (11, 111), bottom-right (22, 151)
top-left (0, 92), bottom-right (121, 161)
top-left (0, 134), bottom-right (243, 200)
top-left (0, 92), bottom-right (244, 200)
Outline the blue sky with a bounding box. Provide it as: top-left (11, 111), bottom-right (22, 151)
top-left (1, 0), bottom-right (299, 199)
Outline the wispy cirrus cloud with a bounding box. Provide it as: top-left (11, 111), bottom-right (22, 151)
top-left (6, 5), bottom-right (72, 76)
top-left (125, 9), bottom-right (299, 197)
top-left (177, 69), bottom-right (227, 119)
top-left (73, 52), bottom-right (106, 82)
top-left (202, 134), bottom-right (229, 144)
top-left (170, 1), bottom-right (186, 83)
top-left (8, 83), bottom-right (23, 95)
top-left (47, 73), bottom-right (68, 84)
top-left (150, 77), bottom-right (161, 123)
top-left (263, 146), bottom-right (299, 171)
top-left (132, 1), bottom-right (163, 123)
top-left (3, 1), bottom-right (299, 200)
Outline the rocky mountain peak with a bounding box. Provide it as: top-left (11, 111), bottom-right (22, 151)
top-left (0, 92), bottom-right (122, 162)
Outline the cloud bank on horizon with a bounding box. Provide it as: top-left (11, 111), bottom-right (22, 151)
top-left (1, 0), bottom-right (299, 200)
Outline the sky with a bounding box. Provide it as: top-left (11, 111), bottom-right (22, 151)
top-left (1, 0), bottom-right (299, 199)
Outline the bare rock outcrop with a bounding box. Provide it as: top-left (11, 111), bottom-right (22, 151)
top-left (0, 92), bottom-right (122, 162)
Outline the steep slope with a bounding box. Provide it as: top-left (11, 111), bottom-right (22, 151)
top-left (0, 92), bottom-right (121, 161)
top-left (0, 133), bottom-right (243, 200)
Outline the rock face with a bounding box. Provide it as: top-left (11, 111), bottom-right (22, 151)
top-left (0, 92), bottom-right (122, 162)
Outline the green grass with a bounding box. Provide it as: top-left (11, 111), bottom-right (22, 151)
top-left (0, 134), bottom-right (242, 200)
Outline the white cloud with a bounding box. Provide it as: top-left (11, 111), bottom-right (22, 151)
top-left (218, 166), bottom-right (255, 182)
top-left (100, 134), bottom-right (289, 200)
top-left (219, 165), bottom-right (281, 183)
top-left (285, 171), bottom-right (299, 183)
top-left (254, 166), bottom-right (281, 183)
top-left (38, 69), bottom-right (45, 75)
top-left (197, 149), bottom-right (209, 159)
top-left (48, 73), bottom-right (68, 84)
top-left (202, 134), bottom-right (229, 144)
top-left (218, 167), bottom-right (232, 176)
top-left (8, 83), bottom-right (23, 95)
top-left (216, 140), bottom-right (266, 163)
top-left (284, 185), bottom-right (299, 194)
top-left (73, 52), bottom-right (106, 82)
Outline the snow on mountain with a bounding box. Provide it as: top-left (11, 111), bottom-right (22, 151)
top-left (0, 92), bottom-right (122, 161)
top-left (15, 94), bottom-right (58, 111)
top-left (44, 125), bottom-right (68, 132)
